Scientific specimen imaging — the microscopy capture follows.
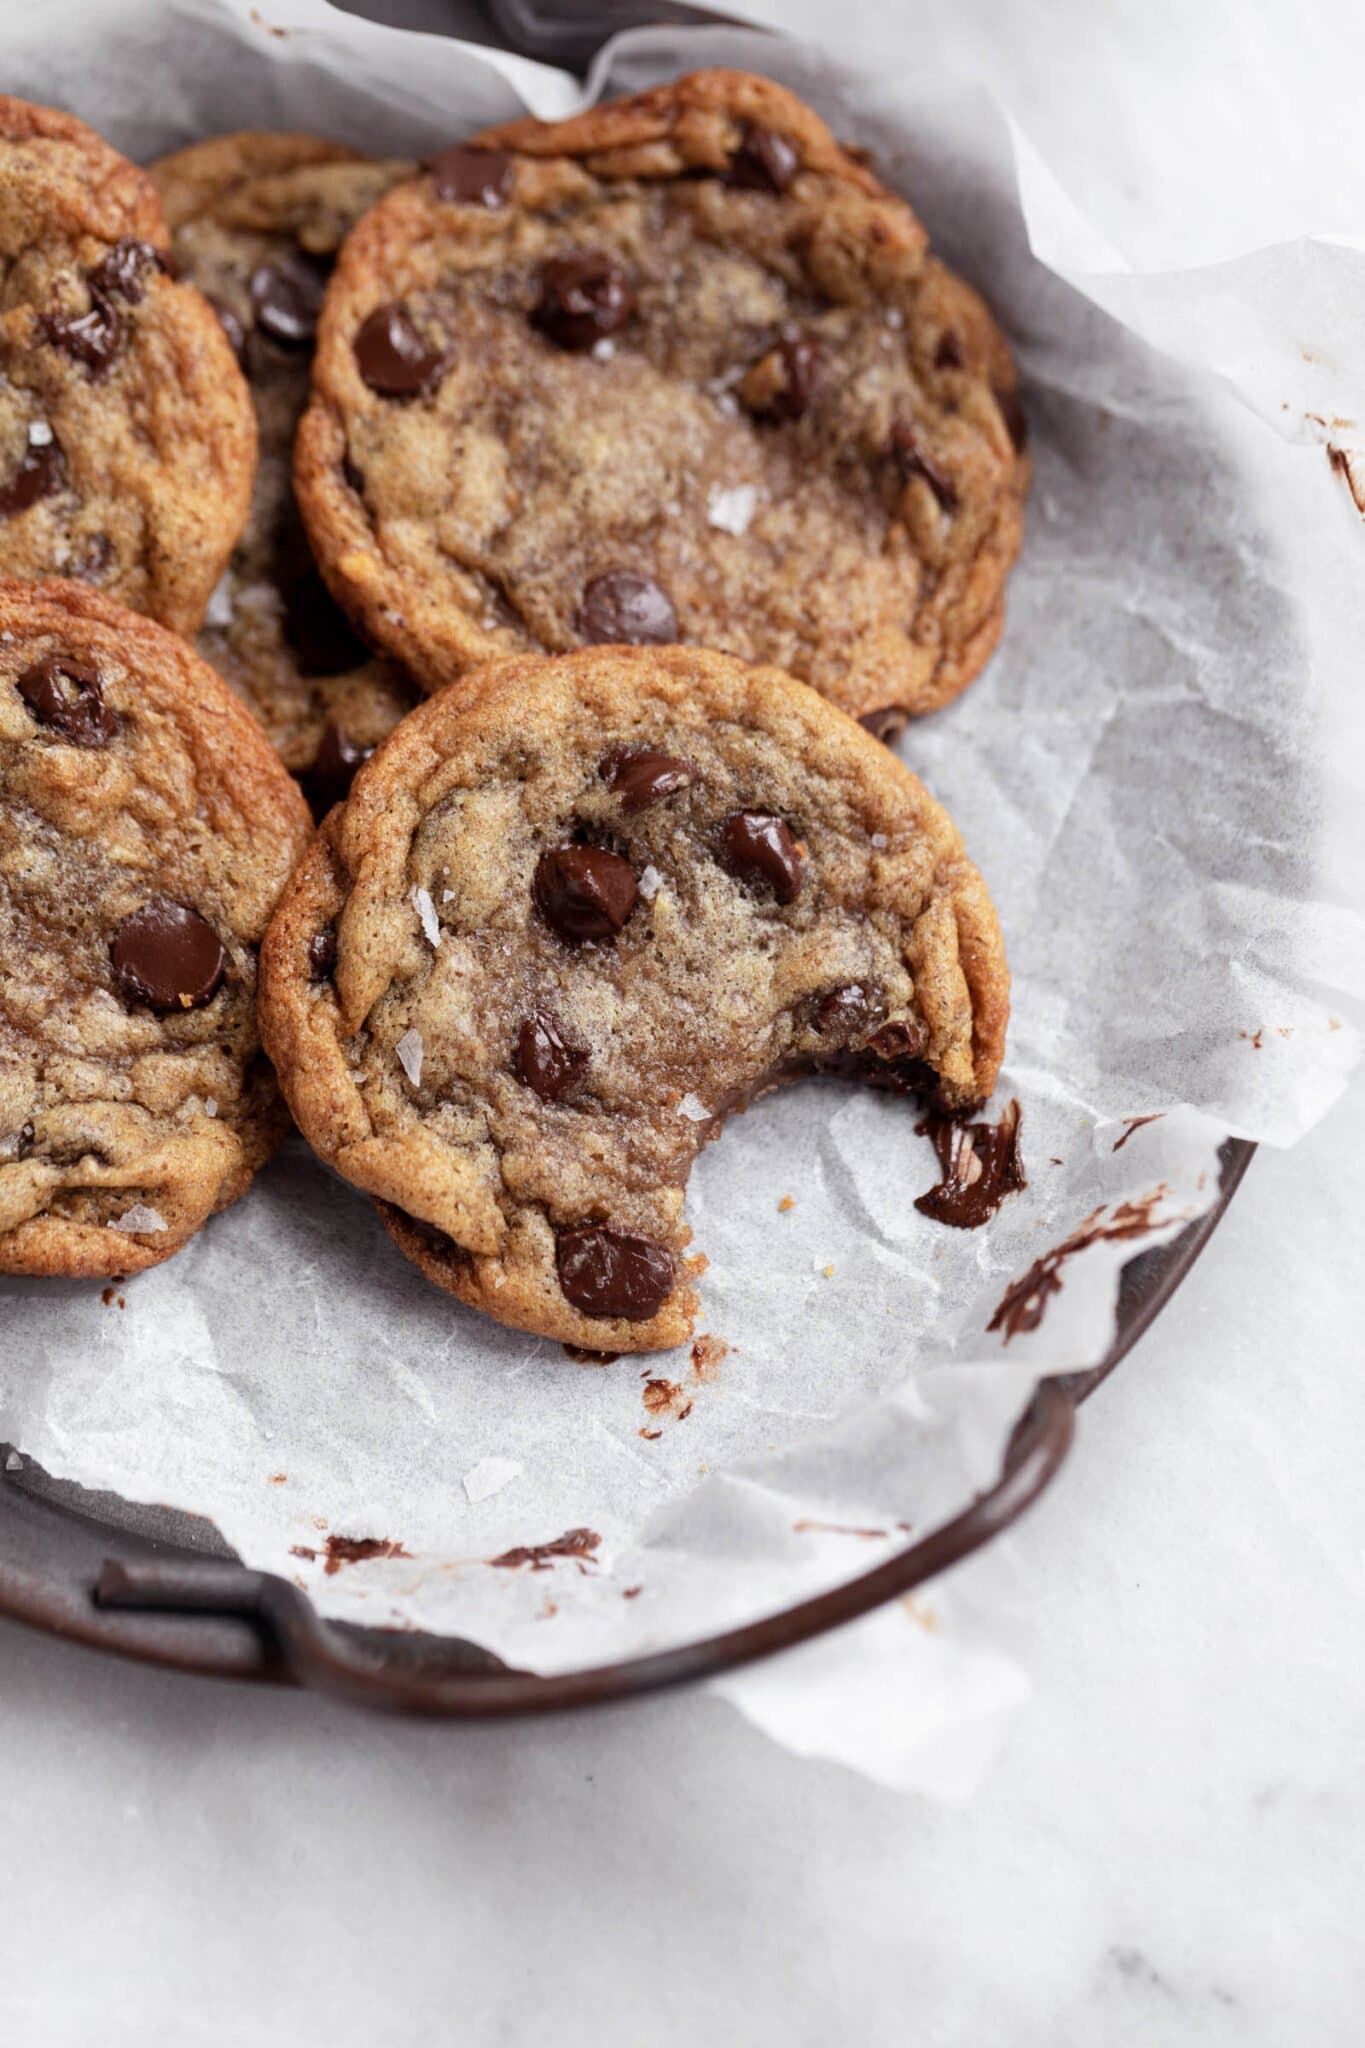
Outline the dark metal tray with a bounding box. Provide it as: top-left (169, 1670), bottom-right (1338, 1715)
top-left (0, 1143), bottom-right (1254, 1715)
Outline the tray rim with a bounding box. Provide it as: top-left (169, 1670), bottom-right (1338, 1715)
top-left (0, 1140), bottom-right (1255, 1713)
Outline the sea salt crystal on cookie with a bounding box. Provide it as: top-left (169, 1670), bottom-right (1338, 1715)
top-left (112, 1205), bottom-right (167, 1234)
top-left (395, 1028), bottom-right (423, 1084)
top-left (411, 885), bottom-right (442, 948)
top-left (677, 1092), bottom-right (711, 1121)
top-left (706, 483), bottom-right (757, 536)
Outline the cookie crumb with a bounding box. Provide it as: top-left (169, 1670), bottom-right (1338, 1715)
top-left (777, 1194), bottom-right (795, 1212)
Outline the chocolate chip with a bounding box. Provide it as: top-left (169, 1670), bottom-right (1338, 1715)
top-left (208, 296), bottom-right (248, 366)
top-left (17, 655), bottom-right (118, 748)
top-left (740, 336), bottom-right (825, 422)
top-left (935, 331), bottom-right (965, 371)
top-left (556, 1225), bottom-right (675, 1322)
top-left (40, 294), bottom-right (122, 378)
top-left (869, 1018), bottom-right (926, 1060)
top-left (249, 254), bottom-right (328, 349)
top-left (353, 302), bottom-right (449, 398)
top-left (282, 569), bottom-right (371, 679)
top-left (0, 435), bottom-right (67, 517)
top-left (721, 812), bottom-right (805, 904)
top-left (727, 123), bottom-right (799, 193)
top-left (577, 571), bottom-right (677, 647)
top-left (112, 900), bottom-right (226, 1012)
top-left (814, 983), bottom-right (879, 1038)
top-left (308, 927), bottom-right (337, 982)
top-left (302, 721), bottom-right (372, 818)
top-left (534, 252), bottom-right (635, 351)
top-left (88, 238), bottom-right (167, 305)
top-left (516, 1011), bottom-right (589, 1101)
top-left (889, 420), bottom-right (957, 511)
top-left (995, 385), bottom-right (1029, 451)
top-left (858, 706), bottom-right (908, 747)
top-left (425, 144), bottom-right (513, 208)
top-left (534, 844), bottom-right (638, 943)
top-left (600, 746), bottom-right (698, 813)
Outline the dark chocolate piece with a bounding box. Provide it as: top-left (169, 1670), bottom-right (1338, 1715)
top-left (307, 927), bottom-right (338, 982)
top-left (426, 144), bottom-right (513, 208)
top-left (16, 655), bottom-right (118, 748)
top-left (727, 123), bottom-right (799, 193)
top-left (889, 419), bottom-right (957, 511)
top-left (302, 721), bottom-right (372, 818)
top-left (556, 1226), bottom-right (675, 1321)
top-left (111, 900), bottom-right (226, 1012)
top-left (533, 844), bottom-right (638, 942)
top-left (353, 303), bottom-right (449, 398)
top-left (0, 434), bottom-right (67, 517)
top-left (249, 254), bottom-right (328, 349)
top-left (721, 812), bottom-right (804, 904)
top-left (534, 252), bottom-right (635, 351)
top-left (577, 570), bottom-right (677, 647)
top-left (600, 746), bottom-right (697, 813)
top-left (516, 1011), bottom-right (590, 1101)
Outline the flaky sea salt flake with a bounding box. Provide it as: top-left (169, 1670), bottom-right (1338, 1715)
top-left (677, 1093), bottom-right (711, 1122)
top-left (204, 574), bottom-right (235, 628)
top-left (707, 483), bottom-right (757, 537)
top-left (27, 419), bottom-right (54, 448)
top-left (637, 864), bottom-right (662, 901)
top-left (396, 1029), bottom-right (424, 1085)
top-left (463, 1456), bottom-right (523, 1504)
top-left (113, 1205), bottom-right (167, 1234)
top-left (411, 885), bottom-right (442, 948)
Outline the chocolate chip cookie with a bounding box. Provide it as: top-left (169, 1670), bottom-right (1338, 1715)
top-left (258, 645), bottom-right (1008, 1352)
top-left (0, 579), bottom-right (312, 1277)
top-left (294, 69), bottom-right (1028, 729)
top-left (151, 132), bottom-right (419, 784)
top-left (0, 97), bottom-right (257, 636)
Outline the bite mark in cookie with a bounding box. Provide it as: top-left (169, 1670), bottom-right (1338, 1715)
top-left (258, 645), bottom-right (1009, 1352)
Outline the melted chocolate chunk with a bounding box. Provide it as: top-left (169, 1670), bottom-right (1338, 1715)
top-left (282, 569), bottom-right (371, 678)
top-left (889, 420), bottom-right (957, 511)
top-left (17, 655), bottom-right (118, 748)
top-left (208, 296), bottom-right (248, 366)
top-left (743, 335), bottom-right (825, 422)
top-left (858, 706), bottom-right (909, 747)
top-left (869, 1019), bottom-right (926, 1061)
top-left (727, 123), bottom-right (800, 193)
top-left (600, 746), bottom-right (698, 813)
top-left (556, 1226), bottom-right (675, 1322)
top-left (88, 238), bottom-right (168, 305)
top-left (425, 143), bottom-right (513, 208)
top-left (721, 812), bottom-right (805, 904)
top-left (813, 982), bottom-right (880, 1039)
top-left (250, 254), bottom-right (328, 349)
top-left (534, 844), bottom-right (638, 943)
top-left (935, 331), bottom-right (965, 371)
top-left (0, 436), bottom-right (67, 517)
top-left (534, 252), bottom-right (635, 351)
top-left (516, 1011), bottom-right (590, 1102)
top-left (112, 900), bottom-right (226, 1012)
top-left (353, 303), bottom-right (449, 398)
top-left (577, 570), bottom-right (677, 647)
top-left (40, 295), bottom-right (122, 378)
top-left (302, 721), bottom-right (372, 818)
top-left (915, 1099), bottom-right (1025, 1230)
top-left (308, 927), bottom-right (337, 982)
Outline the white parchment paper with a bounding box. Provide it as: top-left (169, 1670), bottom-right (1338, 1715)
top-left (3, 0), bottom-right (1363, 1793)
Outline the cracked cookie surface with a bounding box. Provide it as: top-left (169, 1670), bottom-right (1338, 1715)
top-left (152, 131), bottom-right (418, 782)
top-left (259, 645), bottom-right (1009, 1352)
top-left (0, 579), bottom-right (312, 1276)
top-left (295, 68), bottom-right (1028, 728)
top-left (0, 97), bottom-right (257, 635)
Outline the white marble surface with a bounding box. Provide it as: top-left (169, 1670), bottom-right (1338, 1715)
top-left (3, 0), bottom-right (1364, 2039)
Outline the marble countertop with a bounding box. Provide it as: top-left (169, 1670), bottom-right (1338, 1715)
top-left (3, 1), bottom-right (1363, 2040)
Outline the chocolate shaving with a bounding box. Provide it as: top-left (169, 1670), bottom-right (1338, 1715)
top-left (988, 1189), bottom-right (1174, 1343)
top-left (489, 1526), bottom-right (601, 1573)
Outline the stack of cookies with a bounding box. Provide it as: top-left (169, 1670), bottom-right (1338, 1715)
top-left (0, 71), bottom-right (1027, 1353)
